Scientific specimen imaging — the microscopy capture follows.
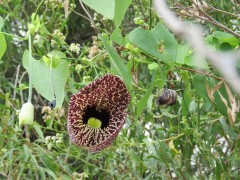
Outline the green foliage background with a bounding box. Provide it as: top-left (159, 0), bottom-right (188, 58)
top-left (0, 0), bottom-right (240, 179)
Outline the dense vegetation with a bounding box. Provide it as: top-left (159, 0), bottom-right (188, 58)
top-left (0, 0), bottom-right (240, 179)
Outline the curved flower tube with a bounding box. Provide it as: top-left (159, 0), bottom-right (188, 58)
top-left (67, 74), bottom-right (131, 152)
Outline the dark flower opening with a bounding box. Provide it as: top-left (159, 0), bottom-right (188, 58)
top-left (82, 106), bottom-right (110, 129)
top-left (67, 74), bottom-right (131, 152)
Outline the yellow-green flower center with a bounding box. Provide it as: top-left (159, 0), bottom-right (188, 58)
top-left (88, 117), bottom-right (102, 128)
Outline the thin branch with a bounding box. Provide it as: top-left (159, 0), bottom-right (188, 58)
top-left (178, 66), bottom-right (223, 81)
top-left (191, 0), bottom-right (240, 38)
top-left (78, 0), bottom-right (97, 31)
top-left (154, 0), bottom-right (240, 95)
top-left (209, 5), bottom-right (240, 19)
top-left (72, 10), bottom-right (91, 22)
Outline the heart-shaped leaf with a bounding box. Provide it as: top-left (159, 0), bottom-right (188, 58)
top-left (0, 16), bottom-right (6, 60)
top-left (129, 23), bottom-right (178, 66)
top-left (82, 0), bottom-right (115, 19)
top-left (114, 0), bottom-right (132, 27)
top-left (22, 50), bottom-right (69, 107)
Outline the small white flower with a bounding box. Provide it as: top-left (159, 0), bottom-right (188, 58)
top-left (69, 43), bottom-right (81, 55)
top-left (45, 136), bottom-right (51, 143)
top-left (51, 39), bottom-right (56, 47)
top-left (33, 34), bottom-right (41, 44)
top-left (56, 139), bottom-right (62, 145)
top-left (47, 143), bottom-right (53, 150)
top-left (51, 136), bottom-right (57, 141)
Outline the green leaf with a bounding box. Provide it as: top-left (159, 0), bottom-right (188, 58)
top-left (176, 44), bottom-right (190, 64)
top-left (39, 167), bottom-right (57, 179)
top-left (184, 54), bottom-right (209, 69)
top-left (0, 34), bottom-right (6, 60)
top-left (99, 34), bottom-right (133, 90)
top-left (143, 138), bottom-right (157, 156)
top-left (181, 71), bottom-right (191, 116)
top-left (219, 117), bottom-right (238, 139)
top-left (193, 75), bottom-right (228, 116)
top-left (0, 16), bottom-right (6, 60)
top-left (33, 123), bottom-right (44, 139)
top-left (22, 50), bottom-right (69, 107)
top-left (0, 16), bottom-right (4, 30)
top-left (114, 0), bottom-right (132, 27)
top-left (82, 0), bottom-right (115, 19)
top-left (129, 23), bottom-right (178, 66)
top-left (193, 74), bottom-right (211, 103)
top-left (136, 81), bottom-right (155, 119)
top-left (111, 28), bottom-right (128, 46)
top-left (212, 31), bottom-right (239, 47)
top-left (23, 144), bottom-right (31, 161)
top-left (41, 155), bottom-right (59, 172)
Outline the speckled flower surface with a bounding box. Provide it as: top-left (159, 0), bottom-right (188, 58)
top-left (67, 74), bottom-right (131, 152)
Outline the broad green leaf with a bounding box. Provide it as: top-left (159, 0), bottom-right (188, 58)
top-left (193, 75), bottom-right (228, 116)
top-left (114, 0), bottom-right (132, 27)
top-left (129, 23), bottom-right (178, 66)
top-left (99, 34), bottom-right (133, 90)
top-left (82, 0), bottom-right (115, 19)
top-left (0, 34), bottom-right (6, 59)
top-left (0, 16), bottom-right (6, 60)
top-left (176, 44), bottom-right (190, 64)
top-left (193, 74), bottom-right (211, 103)
top-left (22, 50), bottom-right (69, 107)
top-left (184, 54), bottom-right (209, 69)
top-left (0, 16), bottom-right (3, 30)
top-left (111, 28), bottom-right (128, 46)
top-left (212, 31), bottom-right (239, 47)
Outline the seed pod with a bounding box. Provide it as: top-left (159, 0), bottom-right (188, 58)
top-left (157, 88), bottom-right (177, 106)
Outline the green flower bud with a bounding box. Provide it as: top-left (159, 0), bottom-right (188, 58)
top-left (134, 17), bottom-right (145, 25)
top-left (28, 23), bottom-right (35, 34)
top-left (43, 55), bottom-right (60, 68)
top-left (19, 102), bottom-right (34, 126)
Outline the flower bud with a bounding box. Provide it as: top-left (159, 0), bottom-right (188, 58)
top-left (19, 102), bottom-right (34, 126)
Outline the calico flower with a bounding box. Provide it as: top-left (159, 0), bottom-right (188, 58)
top-left (67, 74), bottom-right (131, 152)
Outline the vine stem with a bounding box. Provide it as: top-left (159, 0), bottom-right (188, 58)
top-left (49, 56), bottom-right (55, 98)
top-left (27, 33), bottom-right (33, 103)
top-left (178, 66), bottom-right (224, 81)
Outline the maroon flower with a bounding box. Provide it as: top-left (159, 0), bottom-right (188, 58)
top-left (67, 74), bottom-right (131, 152)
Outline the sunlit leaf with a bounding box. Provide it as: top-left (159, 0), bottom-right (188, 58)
top-left (111, 28), bottom-right (128, 46)
top-left (0, 16), bottom-right (6, 60)
top-left (129, 23), bottom-right (178, 66)
top-left (99, 34), bottom-right (133, 90)
top-left (22, 50), bottom-right (69, 107)
top-left (82, 0), bottom-right (115, 19)
top-left (114, 0), bottom-right (132, 27)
